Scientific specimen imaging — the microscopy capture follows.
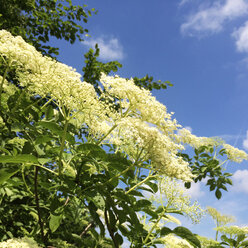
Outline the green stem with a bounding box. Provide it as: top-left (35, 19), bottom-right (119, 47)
top-left (58, 119), bottom-right (69, 177)
top-left (23, 96), bottom-right (43, 112)
top-left (96, 123), bottom-right (118, 145)
top-left (143, 208), bottom-right (166, 244)
top-left (96, 106), bottom-right (132, 145)
top-left (34, 166), bottom-right (46, 245)
top-left (215, 220), bottom-right (219, 241)
top-left (34, 163), bottom-right (58, 175)
top-left (125, 174), bottom-right (152, 195)
top-left (22, 163), bottom-right (34, 196)
top-left (40, 98), bottom-right (53, 110)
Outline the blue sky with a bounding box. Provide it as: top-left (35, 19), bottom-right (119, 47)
top-left (53, 0), bottom-right (248, 242)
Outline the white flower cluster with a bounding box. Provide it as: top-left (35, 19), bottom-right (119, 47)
top-left (223, 144), bottom-right (248, 162)
top-left (161, 234), bottom-right (194, 248)
top-left (207, 206), bottom-right (236, 226)
top-left (152, 177), bottom-right (204, 224)
top-left (1, 30), bottom-right (247, 182)
top-left (0, 237), bottom-right (41, 248)
top-left (215, 225), bottom-right (248, 236)
top-left (196, 235), bottom-right (221, 247)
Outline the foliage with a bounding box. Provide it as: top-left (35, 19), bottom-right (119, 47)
top-left (0, 0), bottom-right (96, 56)
top-left (181, 144), bottom-right (234, 200)
top-left (197, 207), bottom-right (248, 248)
top-left (0, 30), bottom-right (247, 248)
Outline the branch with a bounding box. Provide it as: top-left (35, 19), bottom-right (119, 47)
top-left (80, 222), bottom-right (93, 238)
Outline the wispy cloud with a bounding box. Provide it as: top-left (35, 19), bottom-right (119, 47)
top-left (218, 133), bottom-right (245, 142)
top-left (181, 0), bottom-right (248, 36)
top-left (232, 169), bottom-right (248, 194)
top-left (232, 21), bottom-right (248, 53)
top-left (179, 0), bottom-right (192, 7)
top-left (242, 130), bottom-right (248, 150)
top-left (82, 36), bottom-right (124, 61)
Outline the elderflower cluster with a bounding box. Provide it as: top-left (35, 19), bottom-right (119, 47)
top-left (207, 206), bottom-right (236, 226)
top-left (151, 177), bottom-right (205, 224)
top-left (0, 29), bottom-right (112, 136)
top-left (176, 128), bottom-right (222, 149)
top-left (0, 237), bottom-right (41, 248)
top-left (196, 235), bottom-right (221, 247)
top-left (160, 234), bottom-right (194, 248)
top-left (215, 225), bottom-right (248, 236)
top-left (0, 30), bottom-right (40, 72)
top-left (223, 144), bottom-right (248, 162)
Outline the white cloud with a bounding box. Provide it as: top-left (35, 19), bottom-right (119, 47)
top-left (184, 182), bottom-right (205, 199)
top-left (232, 169), bottom-right (248, 193)
top-left (83, 36), bottom-right (124, 61)
top-left (181, 0), bottom-right (248, 36)
top-left (243, 130), bottom-right (248, 150)
top-left (233, 21), bottom-right (248, 53)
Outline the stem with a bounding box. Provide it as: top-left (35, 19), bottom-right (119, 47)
top-left (58, 119), bottom-right (69, 177)
top-left (96, 106), bottom-right (132, 145)
top-left (104, 208), bottom-right (119, 248)
top-left (125, 174), bottom-right (152, 195)
top-left (33, 163), bottom-right (58, 175)
top-left (215, 220), bottom-right (219, 241)
top-left (0, 60), bottom-right (12, 110)
top-left (143, 208), bottom-right (166, 244)
top-left (34, 166), bottom-right (45, 245)
top-left (96, 123), bottom-right (118, 145)
top-left (40, 98), bottom-right (54, 110)
top-left (22, 164), bottom-right (34, 196)
top-left (23, 97), bottom-right (44, 112)
top-left (80, 222), bottom-right (93, 238)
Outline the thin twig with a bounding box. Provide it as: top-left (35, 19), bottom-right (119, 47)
top-left (80, 222), bottom-right (93, 238)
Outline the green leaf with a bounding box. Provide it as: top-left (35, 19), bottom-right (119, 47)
top-left (0, 155), bottom-right (39, 163)
top-left (145, 181), bottom-right (158, 193)
top-left (160, 227), bottom-right (172, 236)
top-left (35, 135), bottom-right (54, 145)
top-left (45, 104), bottom-right (54, 120)
top-left (237, 234), bottom-right (246, 243)
top-left (135, 199), bottom-right (152, 209)
top-left (49, 213), bottom-right (63, 233)
top-left (0, 167), bottom-right (20, 185)
top-left (173, 226), bottom-right (201, 248)
top-left (215, 189), bottom-right (222, 199)
top-left (114, 233), bottom-right (123, 245)
top-left (240, 240), bottom-right (248, 247)
top-left (37, 121), bottom-right (62, 133)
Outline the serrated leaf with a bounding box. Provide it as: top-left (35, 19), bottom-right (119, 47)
top-left (0, 155), bottom-right (38, 163)
top-left (0, 167), bottom-right (20, 185)
top-left (49, 213), bottom-right (63, 233)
